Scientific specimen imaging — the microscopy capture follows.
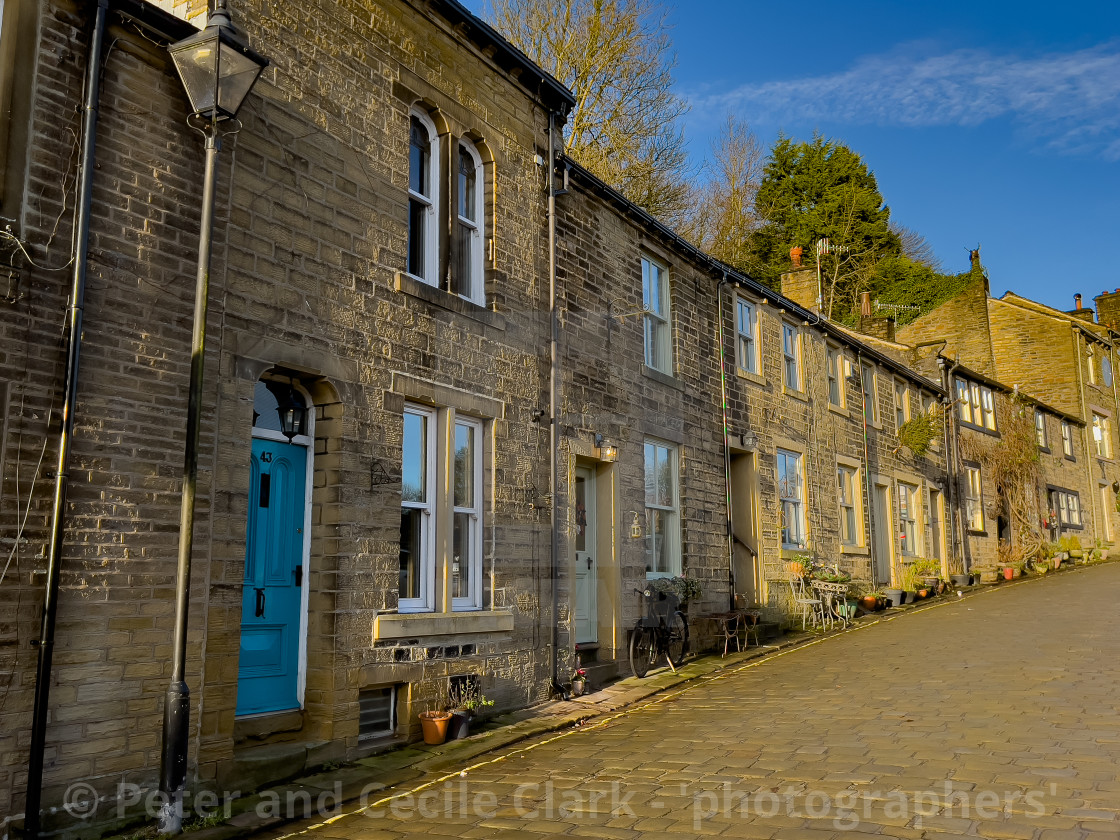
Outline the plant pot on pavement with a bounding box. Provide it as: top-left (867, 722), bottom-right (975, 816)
top-left (883, 588), bottom-right (905, 607)
top-left (447, 710), bottom-right (471, 741)
top-left (570, 678), bottom-right (587, 697)
top-left (1002, 567), bottom-right (1014, 581)
top-left (950, 574), bottom-right (970, 588)
top-left (419, 710), bottom-right (452, 745)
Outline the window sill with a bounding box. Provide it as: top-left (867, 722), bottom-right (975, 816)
top-left (839, 545), bottom-right (869, 556)
top-left (828, 403), bottom-right (848, 418)
top-left (1064, 455), bottom-right (1076, 462)
top-left (782, 386), bottom-right (807, 402)
top-left (960, 421), bottom-right (999, 437)
top-left (966, 529), bottom-right (988, 537)
top-left (641, 365), bottom-right (683, 390)
top-left (373, 609), bottom-right (514, 641)
top-left (736, 368), bottom-right (766, 387)
top-left (394, 272), bottom-right (505, 331)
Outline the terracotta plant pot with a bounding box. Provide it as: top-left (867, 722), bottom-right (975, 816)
top-left (860, 595), bottom-right (878, 612)
top-left (1052, 556), bottom-right (1062, 569)
top-left (1002, 567), bottom-right (1014, 581)
top-left (419, 710), bottom-right (452, 745)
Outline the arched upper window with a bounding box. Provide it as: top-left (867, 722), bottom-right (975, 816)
top-left (453, 140), bottom-right (484, 305)
top-left (408, 110), bottom-right (439, 285)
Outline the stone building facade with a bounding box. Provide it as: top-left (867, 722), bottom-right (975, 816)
top-left (0, 0), bottom-right (1108, 835)
top-left (1, 0), bottom-right (575, 831)
top-left (900, 279), bottom-right (1120, 551)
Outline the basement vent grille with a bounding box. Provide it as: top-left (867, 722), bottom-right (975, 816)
top-left (358, 685), bottom-right (397, 740)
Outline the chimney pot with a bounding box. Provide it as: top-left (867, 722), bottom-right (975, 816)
top-left (860, 292), bottom-right (872, 318)
top-left (1075, 293), bottom-right (1082, 310)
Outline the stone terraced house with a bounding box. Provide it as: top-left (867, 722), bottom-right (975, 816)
top-left (0, 0), bottom-right (1108, 836)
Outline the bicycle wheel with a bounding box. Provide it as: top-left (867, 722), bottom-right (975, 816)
top-left (665, 611), bottom-right (689, 668)
top-left (628, 625), bottom-right (654, 678)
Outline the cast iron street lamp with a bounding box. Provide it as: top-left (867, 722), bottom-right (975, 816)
top-left (160, 3), bottom-right (267, 832)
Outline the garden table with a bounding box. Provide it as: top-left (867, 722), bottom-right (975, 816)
top-left (809, 580), bottom-right (851, 630)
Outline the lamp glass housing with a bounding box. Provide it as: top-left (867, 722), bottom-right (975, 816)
top-left (169, 13), bottom-right (267, 121)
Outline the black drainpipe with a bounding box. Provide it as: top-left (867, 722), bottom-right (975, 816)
top-left (25, 1), bottom-right (109, 834)
top-left (716, 276), bottom-right (736, 608)
top-left (547, 110), bottom-right (564, 697)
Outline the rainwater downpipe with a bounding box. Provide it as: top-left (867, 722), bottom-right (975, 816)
top-left (716, 276), bottom-right (735, 607)
top-left (855, 351), bottom-right (877, 583)
top-left (939, 356), bottom-right (964, 570)
top-left (25, 1), bottom-right (109, 834)
top-left (1074, 331), bottom-right (1097, 537)
top-left (547, 111), bottom-right (563, 696)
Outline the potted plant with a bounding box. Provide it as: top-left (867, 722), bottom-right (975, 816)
top-left (419, 709), bottom-right (452, 745)
top-left (900, 563), bottom-right (923, 601)
top-left (446, 678), bottom-right (494, 740)
top-left (1065, 535), bottom-right (1084, 560)
top-left (570, 667), bottom-right (588, 697)
top-left (648, 574), bottom-right (702, 611)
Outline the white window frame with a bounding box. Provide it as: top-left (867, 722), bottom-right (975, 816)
top-left (453, 139), bottom-right (485, 305)
top-left (642, 255), bottom-right (672, 373)
top-left (644, 438), bottom-right (680, 578)
top-left (1051, 489), bottom-right (1082, 528)
top-left (1093, 412), bottom-right (1112, 459)
top-left (777, 448), bottom-right (806, 549)
top-left (1087, 349), bottom-right (1097, 385)
top-left (980, 387), bottom-right (996, 430)
top-left (1104, 355), bottom-right (1114, 388)
top-left (956, 380), bottom-right (972, 425)
top-left (1035, 410), bottom-right (1048, 449)
top-left (1061, 420), bottom-right (1074, 458)
top-left (827, 345), bottom-right (844, 407)
top-left (735, 296), bottom-right (759, 375)
top-left (781, 323), bottom-right (802, 392)
top-left (894, 380), bottom-right (910, 429)
top-left (837, 463), bottom-right (861, 546)
top-left (898, 481), bottom-right (921, 556)
top-left (400, 404), bottom-right (437, 612)
top-left (964, 465), bottom-right (984, 532)
top-left (861, 364), bottom-right (879, 425)
top-left (407, 109), bottom-right (440, 286)
top-left (451, 416), bottom-right (484, 610)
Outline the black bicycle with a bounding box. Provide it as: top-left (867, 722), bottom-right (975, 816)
top-left (628, 587), bottom-right (689, 678)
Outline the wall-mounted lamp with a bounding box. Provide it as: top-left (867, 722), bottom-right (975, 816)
top-left (276, 381), bottom-right (307, 442)
top-left (734, 430), bottom-right (759, 451)
top-left (594, 433), bottom-right (618, 462)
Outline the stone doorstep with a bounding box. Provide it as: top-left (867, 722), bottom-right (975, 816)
top-left (118, 559), bottom-right (1117, 840)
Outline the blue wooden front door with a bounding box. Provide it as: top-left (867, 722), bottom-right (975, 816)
top-left (237, 437), bottom-right (306, 716)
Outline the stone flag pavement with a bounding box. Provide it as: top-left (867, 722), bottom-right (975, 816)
top-left (252, 564), bottom-right (1120, 839)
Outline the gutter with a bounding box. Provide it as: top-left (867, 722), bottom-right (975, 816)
top-left (25, 2), bottom-right (109, 835)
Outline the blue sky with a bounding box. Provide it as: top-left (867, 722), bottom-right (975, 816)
top-left (472, 1), bottom-right (1120, 313)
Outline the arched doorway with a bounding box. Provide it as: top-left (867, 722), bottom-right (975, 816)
top-left (236, 376), bottom-right (312, 716)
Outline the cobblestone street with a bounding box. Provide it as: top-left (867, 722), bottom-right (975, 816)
top-left (259, 565), bottom-right (1120, 840)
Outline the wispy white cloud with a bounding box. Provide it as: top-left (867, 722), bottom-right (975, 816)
top-left (690, 41), bottom-right (1120, 159)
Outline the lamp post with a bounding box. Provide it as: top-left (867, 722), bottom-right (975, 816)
top-left (161, 4), bottom-right (267, 832)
